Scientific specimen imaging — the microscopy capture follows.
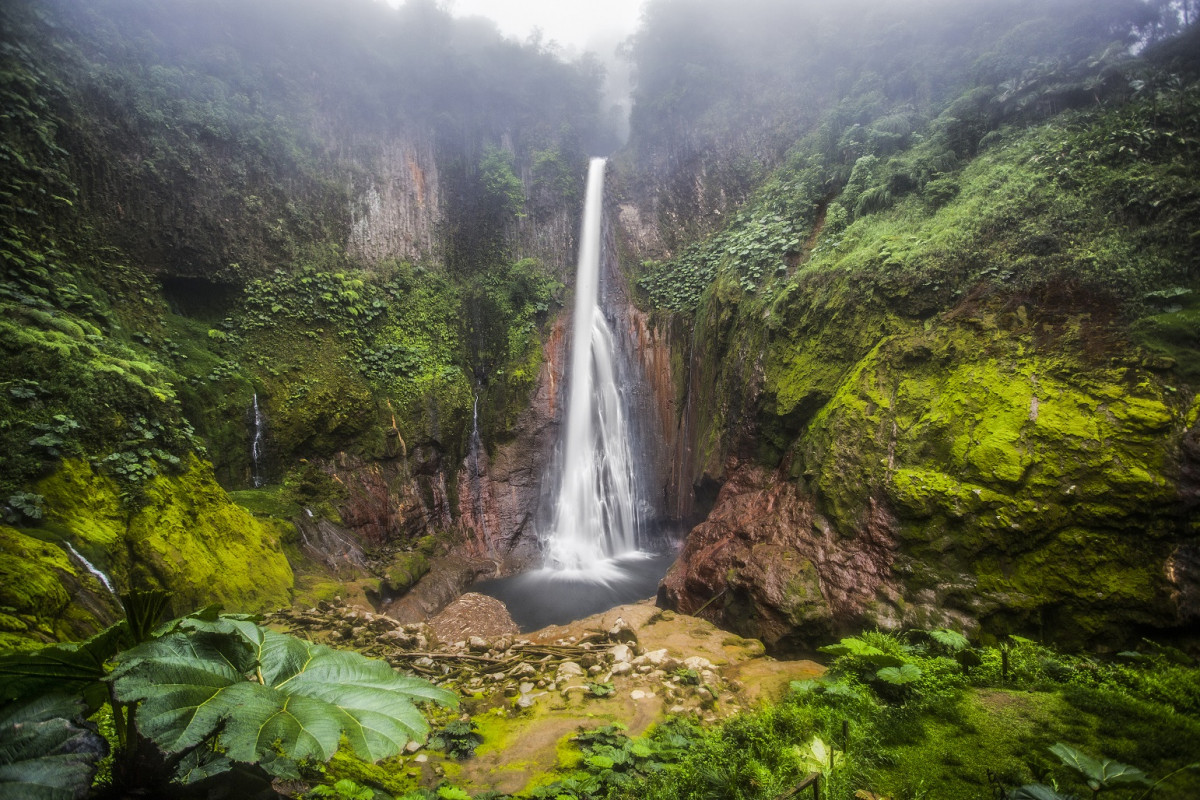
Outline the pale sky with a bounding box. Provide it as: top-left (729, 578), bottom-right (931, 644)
top-left (387, 0), bottom-right (647, 57)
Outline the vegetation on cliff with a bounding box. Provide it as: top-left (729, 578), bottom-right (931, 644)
top-left (628, 0), bottom-right (1200, 646)
top-left (2, 0), bottom-right (1199, 797)
top-left (1, 0), bottom-right (589, 645)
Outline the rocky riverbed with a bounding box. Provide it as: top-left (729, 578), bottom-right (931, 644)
top-left (267, 595), bottom-right (823, 794)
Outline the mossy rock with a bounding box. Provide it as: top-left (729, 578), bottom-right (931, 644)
top-left (383, 542), bottom-right (435, 595)
top-left (0, 525), bottom-right (117, 649)
top-left (36, 456), bottom-right (294, 621)
top-left (797, 314), bottom-right (1189, 642)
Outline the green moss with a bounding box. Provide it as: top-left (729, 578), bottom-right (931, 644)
top-left (325, 748), bottom-right (416, 796)
top-left (0, 525), bottom-right (114, 648)
top-left (125, 456), bottom-right (293, 613)
top-left (36, 457), bottom-right (293, 619)
top-left (383, 550), bottom-right (431, 594)
top-left (873, 686), bottom-right (1200, 800)
top-left (227, 486), bottom-right (302, 519)
top-left (1131, 289), bottom-right (1200, 383)
top-left (792, 313), bottom-right (1188, 641)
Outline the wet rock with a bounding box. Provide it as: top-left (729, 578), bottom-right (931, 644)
top-left (659, 460), bottom-right (875, 651)
top-left (384, 557), bottom-right (499, 625)
top-left (426, 592), bottom-right (519, 643)
top-left (608, 643), bottom-right (633, 663)
top-left (555, 662), bottom-right (584, 683)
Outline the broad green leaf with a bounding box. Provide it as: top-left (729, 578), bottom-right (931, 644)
top-left (794, 734), bottom-right (841, 774)
top-left (172, 748), bottom-right (233, 785)
top-left (929, 629), bottom-right (970, 651)
top-left (1049, 743), bottom-right (1149, 788)
top-left (1094, 759), bottom-right (1150, 786)
top-left (817, 637), bottom-right (904, 667)
top-left (876, 663), bottom-right (922, 685)
top-left (111, 625), bottom-right (456, 766)
top-left (0, 623), bottom-right (129, 713)
top-left (0, 694), bottom-right (106, 800)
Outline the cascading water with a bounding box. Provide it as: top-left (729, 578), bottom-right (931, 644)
top-left (466, 392), bottom-right (489, 545)
top-left (543, 157), bottom-right (643, 572)
top-left (64, 542), bottom-right (116, 595)
top-left (251, 392), bottom-right (265, 488)
top-left (477, 157), bottom-right (674, 630)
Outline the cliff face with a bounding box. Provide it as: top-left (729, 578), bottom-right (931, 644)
top-left (623, 33), bottom-right (1200, 649)
top-left (348, 132), bottom-right (443, 266)
top-left (0, 0), bottom-right (609, 645)
top-left (455, 315), bottom-right (569, 566)
top-left (653, 295), bottom-right (1200, 650)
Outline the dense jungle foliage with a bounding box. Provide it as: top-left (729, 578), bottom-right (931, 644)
top-left (623, 0), bottom-right (1200, 650)
top-left (2, 0), bottom-right (1199, 798)
top-left (0, 0), bottom-right (596, 511)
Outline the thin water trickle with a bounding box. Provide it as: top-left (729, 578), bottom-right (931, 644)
top-left (251, 392), bottom-right (265, 488)
top-left (467, 392), bottom-right (488, 542)
top-left (64, 542), bottom-right (116, 595)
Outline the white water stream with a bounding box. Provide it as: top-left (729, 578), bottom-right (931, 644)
top-left (64, 542), bottom-right (116, 595)
top-left (251, 392), bottom-right (265, 487)
top-left (543, 158), bottom-right (644, 575)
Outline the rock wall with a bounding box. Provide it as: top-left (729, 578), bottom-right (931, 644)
top-left (347, 132), bottom-right (442, 266)
top-left (650, 289), bottom-right (1200, 650)
top-left (30, 457), bottom-right (294, 620)
top-left (454, 315), bottom-right (569, 567)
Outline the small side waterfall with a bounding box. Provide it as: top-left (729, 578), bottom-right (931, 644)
top-left (64, 542), bottom-right (116, 595)
top-left (543, 157), bottom-right (643, 573)
top-left (466, 392), bottom-right (489, 546)
top-left (251, 392), bottom-right (265, 488)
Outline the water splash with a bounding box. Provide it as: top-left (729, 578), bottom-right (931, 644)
top-left (64, 542), bottom-right (116, 595)
top-left (251, 392), bottom-right (265, 488)
top-left (542, 158), bottom-right (643, 574)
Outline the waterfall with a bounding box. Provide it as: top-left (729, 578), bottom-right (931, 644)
top-left (251, 392), bottom-right (265, 488)
top-left (467, 392), bottom-right (489, 543)
top-left (543, 157), bottom-right (643, 573)
top-left (64, 542), bottom-right (116, 595)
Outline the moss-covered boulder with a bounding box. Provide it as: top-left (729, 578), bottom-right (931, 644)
top-left (0, 525), bottom-right (119, 649)
top-left (34, 456), bottom-right (294, 620)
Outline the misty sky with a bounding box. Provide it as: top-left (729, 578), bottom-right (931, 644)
top-left (386, 0), bottom-right (646, 56)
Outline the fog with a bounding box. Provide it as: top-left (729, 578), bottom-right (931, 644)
top-left (385, 0), bottom-right (646, 54)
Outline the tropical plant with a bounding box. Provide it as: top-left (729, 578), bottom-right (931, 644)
top-left (818, 636), bottom-right (905, 668)
top-left (307, 778), bottom-right (376, 799)
top-left (794, 735), bottom-right (842, 775)
top-left (0, 591), bottom-right (456, 797)
top-left (1048, 743), bottom-right (1150, 797)
top-left (0, 693), bottom-right (106, 800)
top-left (428, 718), bottom-right (483, 760)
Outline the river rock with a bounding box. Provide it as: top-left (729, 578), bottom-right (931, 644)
top-left (426, 592), bottom-right (519, 643)
top-left (555, 661), bottom-right (584, 683)
top-left (608, 643), bottom-right (633, 663)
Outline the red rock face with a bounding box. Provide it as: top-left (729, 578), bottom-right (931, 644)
top-left (326, 452), bottom-right (452, 546)
top-left (658, 459), bottom-right (901, 653)
top-left (455, 315), bottom-right (570, 568)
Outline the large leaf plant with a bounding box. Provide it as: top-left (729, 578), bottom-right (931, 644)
top-left (0, 591), bottom-right (456, 797)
